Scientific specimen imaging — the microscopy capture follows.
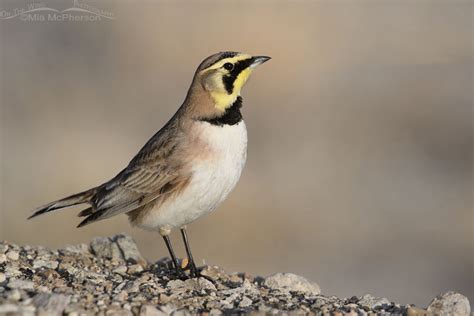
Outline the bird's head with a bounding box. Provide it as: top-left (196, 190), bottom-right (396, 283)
top-left (193, 52), bottom-right (270, 112)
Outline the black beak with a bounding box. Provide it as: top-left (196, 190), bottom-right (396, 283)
top-left (250, 56), bottom-right (271, 68)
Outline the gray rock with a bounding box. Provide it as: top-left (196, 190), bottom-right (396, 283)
top-left (264, 273), bottom-right (321, 295)
top-left (166, 277), bottom-right (216, 295)
top-left (6, 250), bottom-right (19, 261)
top-left (185, 277), bottom-right (217, 292)
top-left (113, 290), bottom-right (128, 301)
top-left (406, 306), bottom-right (429, 316)
top-left (2, 234), bottom-right (469, 315)
top-left (105, 307), bottom-right (133, 316)
top-left (239, 296), bottom-right (253, 308)
top-left (127, 264), bottom-right (144, 274)
top-left (221, 279), bottom-right (259, 297)
top-left (61, 243), bottom-right (89, 254)
top-left (114, 234), bottom-right (146, 266)
top-left (239, 279), bottom-right (260, 295)
top-left (89, 234), bottom-right (146, 267)
top-left (7, 289), bottom-right (21, 301)
top-left (221, 293), bottom-right (240, 309)
top-left (113, 281), bottom-right (127, 293)
top-left (19, 306), bottom-right (36, 316)
top-left (33, 293), bottom-right (70, 316)
top-left (33, 259), bottom-right (59, 270)
top-left (113, 265), bottom-right (128, 275)
top-left (90, 236), bottom-right (122, 260)
top-left (0, 243), bottom-right (8, 254)
top-left (167, 279), bottom-right (185, 290)
top-left (5, 265), bottom-right (22, 278)
top-left (359, 294), bottom-right (391, 309)
top-left (7, 279), bottom-right (35, 290)
top-left (427, 291), bottom-right (470, 316)
top-left (158, 304), bottom-right (178, 315)
top-left (200, 265), bottom-right (229, 282)
top-left (140, 304), bottom-right (166, 316)
top-left (123, 280), bottom-right (140, 293)
top-left (0, 304), bottom-right (20, 313)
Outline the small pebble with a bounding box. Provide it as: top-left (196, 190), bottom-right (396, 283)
top-left (0, 244), bottom-right (7, 253)
top-left (127, 264), bottom-right (144, 274)
top-left (114, 291), bottom-right (128, 301)
top-left (113, 266), bottom-right (128, 275)
top-left (406, 307), bottom-right (429, 316)
top-left (0, 304), bottom-right (19, 313)
top-left (264, 273), bottom-right (320, 295)
top-left (6, 251), bottom-right (19, 261)
top-left (33, 259), bottom-right (59, 270)
top-left (7, 279), bottom-right (35, 290)
top-left (7, 289), bottom-right (21, 301)
top-left (239, 296), bottom-right (253, 308)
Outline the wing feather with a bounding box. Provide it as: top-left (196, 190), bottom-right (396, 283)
top-left (77, 117), bottom-right (189, 227)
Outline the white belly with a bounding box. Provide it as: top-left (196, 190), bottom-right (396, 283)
top-left (137, 120), bottom-right (247, 231)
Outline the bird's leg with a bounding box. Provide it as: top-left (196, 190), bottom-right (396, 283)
top-left (161, 234), bottom-right (185, 278)
top-left (180, 227), bottom-right (199, 278)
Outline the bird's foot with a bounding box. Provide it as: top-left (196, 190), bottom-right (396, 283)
top-left (179, 259), bottom-right (216, 283)
top-left (188, 262), bottom-right (199, 278)
top-left (154, 257), bottom-right (189, 280)
top-left (175, 270), bottom-right (190, 280)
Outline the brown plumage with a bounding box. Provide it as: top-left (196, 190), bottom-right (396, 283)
top-left (29, 54), bottom-right (225, 226)
top-left (28, 51), bottom-right (270, 277)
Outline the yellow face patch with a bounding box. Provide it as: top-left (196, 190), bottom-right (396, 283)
top-left (209, 67), bottom-right (253, 111)
top-left (201, 54), bottom-right (255, 111)
top-left (233, 67), bottom-right (252, 94)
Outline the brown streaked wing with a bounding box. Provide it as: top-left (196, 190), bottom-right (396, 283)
top-left (77, 164), bottom-right (189, 227)
top-left (77, 120), bottom-right (189, 227)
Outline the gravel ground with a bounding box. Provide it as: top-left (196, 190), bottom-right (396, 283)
top-left (0, 234), bottom-right (470, 315)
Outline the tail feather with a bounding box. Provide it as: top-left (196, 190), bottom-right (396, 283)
top-left (28, 188), bottom-right (96, 219)
top-left (77, 207), bottom-right (93, 217)
top-left (77, 210), bottom-right (104, 228)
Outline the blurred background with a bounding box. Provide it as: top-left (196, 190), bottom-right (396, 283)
top-left (0, 0), bottom-right (472, 307)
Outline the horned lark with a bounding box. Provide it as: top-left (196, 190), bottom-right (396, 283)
top-left (29, 51), bottom-right (270, 277)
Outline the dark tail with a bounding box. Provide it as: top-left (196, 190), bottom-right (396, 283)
top-left (28, 188), bottom-right (96, 219)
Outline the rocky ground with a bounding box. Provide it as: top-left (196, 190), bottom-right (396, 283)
top-left (0, 234), bottom-right (470, 315)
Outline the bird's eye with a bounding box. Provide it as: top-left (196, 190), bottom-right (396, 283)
top-left (223, 63), bottom-right (233, 71)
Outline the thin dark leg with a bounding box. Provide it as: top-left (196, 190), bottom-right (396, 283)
top-left (180, 228), bottom-right (198, 277)
top-left (162, 235), bottom-right (182, 275)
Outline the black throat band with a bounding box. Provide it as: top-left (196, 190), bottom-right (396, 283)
top-left (200, 96), bottom-right (243, 126)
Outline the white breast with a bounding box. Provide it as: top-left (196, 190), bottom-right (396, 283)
top-left (136, 120), bottom-right (248, 231)
top-left (191, 120), bottom-right (248, 211)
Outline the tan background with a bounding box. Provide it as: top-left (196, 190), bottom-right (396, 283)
top-left (0, 0), bottom-right (472, 307)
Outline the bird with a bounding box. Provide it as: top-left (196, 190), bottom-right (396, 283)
top-left (28, 51), bottom-right (270, 278)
